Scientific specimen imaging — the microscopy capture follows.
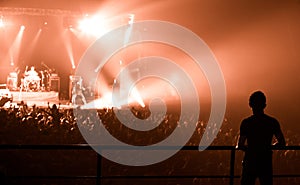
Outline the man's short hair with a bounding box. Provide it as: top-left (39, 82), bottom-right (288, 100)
top-left (249, 91), bottom-right (266, 109)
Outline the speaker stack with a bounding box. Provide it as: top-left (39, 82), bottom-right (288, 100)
top-left (49, 74), bottom-right (60, 92)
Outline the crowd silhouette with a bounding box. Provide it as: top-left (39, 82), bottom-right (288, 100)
top-left (0, 101), bottom-right (299, 185)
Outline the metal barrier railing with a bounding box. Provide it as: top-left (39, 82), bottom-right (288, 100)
top-left (0, 144), bottom-right (299, 185)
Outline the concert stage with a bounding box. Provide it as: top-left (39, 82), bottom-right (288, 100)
top-left (11, 91), bottom-right (59, 104)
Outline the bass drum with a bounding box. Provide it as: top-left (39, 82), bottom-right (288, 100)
top-left (23, 77), bottom-right (40, 92)
top-left (27, 81), bottom-right (39, 91)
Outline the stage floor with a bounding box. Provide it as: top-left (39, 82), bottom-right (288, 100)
top-left (9, 91), bottom-right (62, 107)
top-left (7, 91), bottom-right (87, 109)
top-left (5, 91), bottom-right (99, 109)
top-left (11, 91), bottom-right (59, 102)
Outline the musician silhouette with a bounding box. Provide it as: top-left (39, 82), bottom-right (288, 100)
top-left (237, 91), bottom-right (286, 185)
top-left (25, 66), bottom-right (38, 77)
top-left (71, 83), bottom-right (86, 106)
top-left (22, 66), bottom-right (40, 91)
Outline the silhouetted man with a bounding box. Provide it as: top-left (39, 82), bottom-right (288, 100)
top-left (237, 91), bottom-right (286, 185)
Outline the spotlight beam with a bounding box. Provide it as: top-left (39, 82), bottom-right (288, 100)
top-left (8, 25), bottom-right (25, 65)
top-left (63, 29), bottom-right (76, 69)
top-left (26, 28), bottom-right (42, 57)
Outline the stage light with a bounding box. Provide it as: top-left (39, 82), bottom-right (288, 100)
top-left (20, 25), bottom-right (25, 30)
top-left (128, 14), bottom-right (135, 25)
top-left (78, 15), bottom-right (108, 37)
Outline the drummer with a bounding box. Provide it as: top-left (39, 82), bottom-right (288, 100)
top-left (25, 66), bottom-right (39, 77)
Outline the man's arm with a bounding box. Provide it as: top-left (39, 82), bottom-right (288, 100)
top-left (274, 124), bottom-right (286, 146)
top-left (237, 135), bottom-right (247, 151)
top-left (236, 120), bottom-right (248, 151)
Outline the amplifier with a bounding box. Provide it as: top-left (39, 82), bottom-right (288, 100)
top-left (49, 76), bottom-right (60, 92)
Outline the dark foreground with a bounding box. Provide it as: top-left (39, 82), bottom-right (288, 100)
top-left (0, 103), bottom-right (299, 185)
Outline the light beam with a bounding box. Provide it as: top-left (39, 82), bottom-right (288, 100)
top-left (8, 25), bottom-right (25, 66)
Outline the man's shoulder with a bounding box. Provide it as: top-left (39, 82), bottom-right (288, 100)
top-left (242, 114), bottom-right (278, 123)
top-left (240, 116), bottom-right (252, 127)
top-left (263, 114), bottom-right (278, 121)
top-left (242, 115), bottom-right (254, 122)
top-left (243, 114), bottom-right (280, 128)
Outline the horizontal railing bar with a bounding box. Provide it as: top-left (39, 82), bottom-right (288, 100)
top-left (98, 175), bottom-right (300, 179)
top-left (5, 175), bottom-right (234, 179)
top-left (273, 174), bottom-right (300, 178)
top-left (99, 175), bottom-right (240, 179)
top-left (96, 175), bottom-right (300, 179)
top-left (0, 144), bottom-right (299, 150)
top-left (5, 175), bottom-right (300, 179)
top-left (5, 176), bottom-right (97, 179)
top-left (0, 144), bottom-right (92, 150)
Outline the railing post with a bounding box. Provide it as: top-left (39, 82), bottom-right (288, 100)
top-left (96, 152), bottom-right (102, 185)
top-left (229, 148), bottom-right (236, 185)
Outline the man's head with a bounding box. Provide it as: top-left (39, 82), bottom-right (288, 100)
top-left (249, 91), bottom-right (266, 112)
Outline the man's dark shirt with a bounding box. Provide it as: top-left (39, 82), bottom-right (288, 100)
top-left (240, 114), bottom-right (282, 159)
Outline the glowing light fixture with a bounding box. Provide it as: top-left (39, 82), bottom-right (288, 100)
top-left (128, 14), bottom-right (135, 25)
top-left (78, 14), bottom-right (109, 37)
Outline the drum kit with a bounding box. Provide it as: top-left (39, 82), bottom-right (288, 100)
top-left (7, 63), bottom-right (57, 92)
